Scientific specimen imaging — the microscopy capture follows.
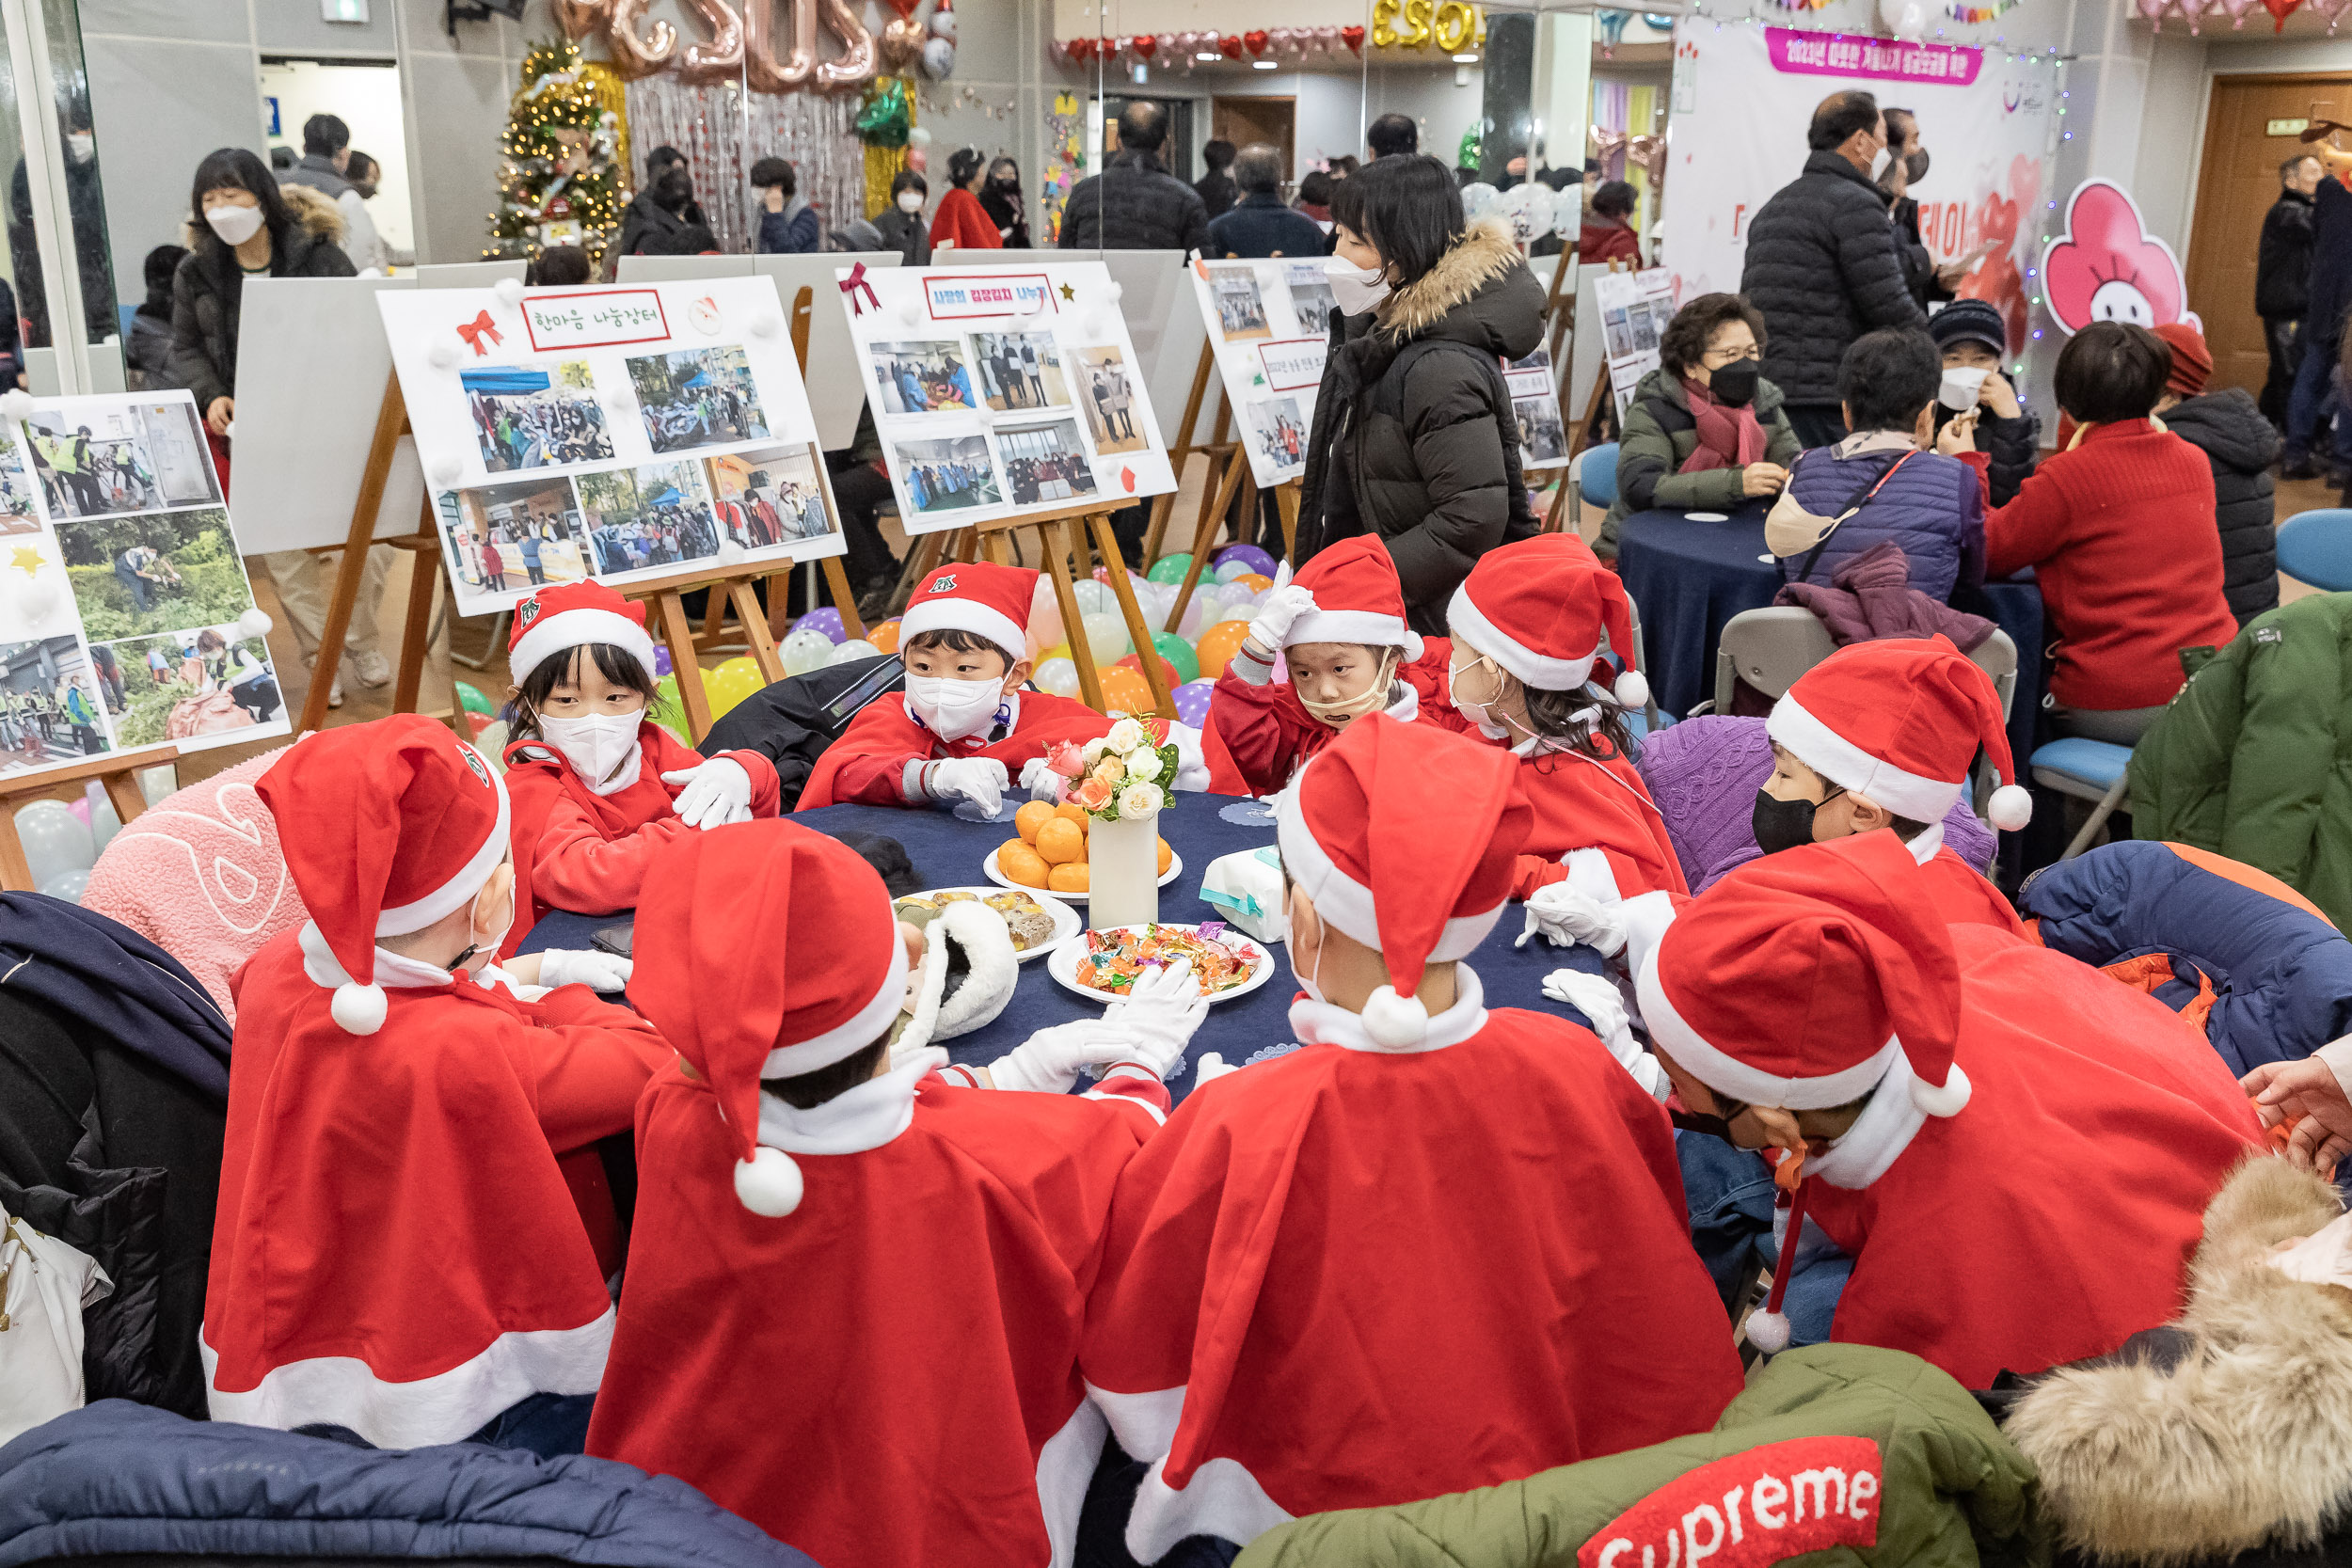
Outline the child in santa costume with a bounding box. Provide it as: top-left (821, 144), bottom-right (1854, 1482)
top-left (1637, 832), bottom-right (2263, 1388)
top-left (796, 561), bottom-right (1121, 814)
top-left (1755, 636), bottom-right (2027, 933)
top-left (585, 820), bottom-right (1202, 1568)
top-left (1079, 715), bottom-right (1743, 1562)
top-left (1440, 532), bottom-right (1685, 903)
top-left (499, 580), bottom-right (782, 956)
top-left (206, 716), bottom-right (667, 1452)
top-left (1202, 535), bottom-right (1448, 796)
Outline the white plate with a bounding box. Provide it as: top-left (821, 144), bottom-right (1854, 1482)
top-left (899, 886), bottom-right (1079, 962)
top-left (1684, 511), bottom-right (1730, 522)
top-left (983, 845), bottom-right (1184, 904)
top-left (1046, 923), bottom-right (1278, 1005)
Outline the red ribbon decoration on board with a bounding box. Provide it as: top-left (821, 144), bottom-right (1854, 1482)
top-left (841, 261), bottom-right (881, 316)
top-left (456, 310), bottom-right (502, 356)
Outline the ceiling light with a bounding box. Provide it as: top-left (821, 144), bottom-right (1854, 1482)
top-left (1252, 57), bottom-right (1277, 67)
top-left (1454, 50), bottom-right (1480, 61)
top-left (1196, 50), bottom-right (1220, 59)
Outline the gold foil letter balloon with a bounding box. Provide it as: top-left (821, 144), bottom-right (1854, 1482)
top-left (676, 0), bottom-right (747, 83)
top-left (816, 0), bottom-right (876, 86)
top-left (550, 0), bottom-right (610, 40)
top-left (604, 0), bottom-right (678, 76)
top-left (744, 0), bottom-right (816, 90)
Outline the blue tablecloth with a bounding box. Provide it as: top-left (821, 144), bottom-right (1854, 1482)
top-left (1615, 503), bottom-right (2045, 778)
top-left (519, 796), bottom-right (1606, 1104)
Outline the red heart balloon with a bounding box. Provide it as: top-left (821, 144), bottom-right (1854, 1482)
top-left (1244, 28), bottom-right (1271, 54)
top-left (1341, 24), bottom-right (1366, 51)
top-left (1219, 33), bottom-right (1246, 57)
top-left (1132, 33), bottom-right (1157, 56)
top-left (2266, 0), bottom-right (2300, 27)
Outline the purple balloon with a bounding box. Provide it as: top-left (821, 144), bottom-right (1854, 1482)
top-left (796, 608), bottom-right (847, 645)
top-left (1213, 544), bottom-right (1277, 579)
top-left (653, 645), bottom-right (674, 678)
top-left (1172, 678), bottom-right (1215, 730)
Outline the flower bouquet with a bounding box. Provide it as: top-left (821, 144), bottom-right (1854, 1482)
top-left (1041, 717), bottom-right (1178, 927)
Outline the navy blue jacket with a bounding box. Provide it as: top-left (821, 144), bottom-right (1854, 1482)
top-left (0, 1402), bottom-right (822, 1568)
top-left (758, 204), bottom-right (821, 255)
top-left (2021, 839), bottom-right (2352, 1076)
top-left (2310, 176), bottom-right (2352, 348)
top-left (1207, 191), bottom-right (1328, 261)
top-left (1780, 441), bottom-right (1985, 601)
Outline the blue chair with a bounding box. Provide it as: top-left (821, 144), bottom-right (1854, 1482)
top-left (116, 304), bottom-right (135, 343)
top-left (2276, 509), bottom-right (2352, 593)
top-left (1573, 442), bottom-right (1619, 511)
top-left (2028, 736), bottom-right (2133, 861)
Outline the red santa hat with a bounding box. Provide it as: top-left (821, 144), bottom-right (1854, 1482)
top-left (631, 819), bottom-right (910, 1218)
top-left (507, 580), bottom-right (660, 689)
top-left (1768, 636), bottom-right (2032, 832)
top-left (256, 715), bottom-right (513, 1037)
top-left (1277, 713), bottom-right (1531, 1047)
top-left (1285, 535), bottom-right (1424, 661)
top-left (900, 561), bottom-right (1037, 662)
top-left (1445, 533), bottom-right (1648, 709)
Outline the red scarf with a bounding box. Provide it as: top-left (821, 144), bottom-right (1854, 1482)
top-left (1677, 377), bottom-right (1765, 474)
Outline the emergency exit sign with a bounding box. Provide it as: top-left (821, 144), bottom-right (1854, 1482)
top-left (2269, 117), bottom-right (2311, 136)
top-left (323, 0), bottom-right (369, 20)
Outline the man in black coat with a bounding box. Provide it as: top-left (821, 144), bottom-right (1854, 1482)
top-left (1195, 139), bottom-right (1238, 219)
top-left (1739, 90), bottom-right (1927, 449)
top-left (2259, 151), bottom-right (2320, 430)
top-left (1208, 144), bottom-right (1327, 259)
top-left (2285, 138), bottom-right (2352, 480)
top-left (1057, 101), bottom-right (1209, 254)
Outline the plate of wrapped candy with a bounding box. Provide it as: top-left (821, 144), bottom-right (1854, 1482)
top-left (1047, 922), bottom-right (1274, 1004)
top-left (895, 887), bottom-right (1079, 962)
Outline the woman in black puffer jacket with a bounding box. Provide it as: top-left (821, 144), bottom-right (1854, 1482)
top-left (2153, 323), bottom-right (2281, 628)
top-left (1295, 155), bottom-right (1546, 634)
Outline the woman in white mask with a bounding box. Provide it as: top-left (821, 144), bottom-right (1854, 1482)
top-left (500, 581), bottom-right (784, 959)
top-left (873, 168), bottom-right (933, 267)
top-left (1294, 152), bottom-right (1548, 635)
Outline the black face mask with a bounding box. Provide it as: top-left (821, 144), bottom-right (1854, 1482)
top-left (1708, 357), bottom-right (1760, 407)
top-left (1752, 785), bottom-right (1840, 857)
top-left (1905, 147), bottom-right (1930, 184)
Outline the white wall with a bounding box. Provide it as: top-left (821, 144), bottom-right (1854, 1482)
top-left (259, 57), bottom-right (416, 256)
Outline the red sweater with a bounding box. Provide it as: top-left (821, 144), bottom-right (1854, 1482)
top-left (1979, 420), bottom-right (2236, 711)
top-left (930, 187), bottom-right (1003, 251)
top-left (1579, 219), bottom-right (1640, 264)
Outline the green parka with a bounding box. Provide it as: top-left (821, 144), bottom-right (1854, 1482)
top-left (1599, 366), bottom-right (1803, 555)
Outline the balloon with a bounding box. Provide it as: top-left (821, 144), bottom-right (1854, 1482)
top-left (868, 618), bottom-right (903, 655)
top-left (1038, 641), bottom-right (1073, 670)
top-left (1118, 651), bottom-right (1179, 687)
top-left (653, 645), bottom-right (674, 678)
top-left (1148, 552), bottom-right (1194, 585)
top-left (1460, 182), bottom-right (1500, 223)
top-left (67, 796), bottom-right (88, 826)
top-left (705, 659), bottom-right (763, 719)
top-left (1034, 656), bottom-right (1081, 697)
top-left (1177, 591), bottom-right (1214, 640)
top-left (40, 869), bottom-right (89, 904)
top-left (1879, 0), bottom-right (1930, 38)
top-left (1231, 572), bottom-right (1273, 594)
top-left (829, 639), bottom-right (882, 665)
top-left (1150, 631), bottom-right (1200, 685)
top-left (795, 607), bottom-right (847, 644)
top-left (920, 36), bottom-right (956, 77)
top-left (468, 711), bottom-right (497, 737)
top-left (1071, 579), bottom-right (1112, 616)
top-left (1212, 544), bottom-right (1276, 578)
top-left (1097, 665), bottom-right (1156, 716)
top-left (1213, 559), bottom-right (1253, 585)
top-left (1171, 678), bottom-right (1216, 729)
top-left (15, 800), bottom-right (94, 885)
top-left (650, 674), bottom-right (693, 744)
top-left (781, 629), bottom-right (834, 675)
top-left (1027, 578), bottom-right (1064, 654)
top-left (84, 782), bottom-right (120, 853)
top-left (1080, 610), bottom-right (1130, 664)
top-left (456, 681), bottom-right (493, 716)
top-left (1496, 182), bottom-right (1559, 247)
top-left (1195, 620), bottom-right (1252, 680)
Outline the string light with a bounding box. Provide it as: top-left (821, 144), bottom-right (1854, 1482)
top-left (484, 37), bottom-right (623, 265)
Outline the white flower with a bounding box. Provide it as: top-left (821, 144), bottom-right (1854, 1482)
top-left (1119, 781), bottom-right (1165, 818)
top-left (1083, 737), bottom-right (1108, 766)
top-left (1124, 749), bottom-right (1161, 782)
top-left (1105, 718), bottom-right (1146, 753)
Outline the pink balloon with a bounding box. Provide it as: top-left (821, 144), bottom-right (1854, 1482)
top-left (2313, 0), bottom-right (2352, 28)
top-left (2216, 0), bottom-right (2262, 23)
top-left (68, 798), bottom-right (90, 826)
top-left (2136, 0), bottom-right (2166, 24)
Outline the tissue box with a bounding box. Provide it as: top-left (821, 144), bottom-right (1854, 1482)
top-left (1199, 846), bottom-right (1287, 944)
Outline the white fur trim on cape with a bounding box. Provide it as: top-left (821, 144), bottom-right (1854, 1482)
top-left (1768, 693), bottom-right (1963, 826)
top-left (1804, 1046), bottom-right (1929, 1190)
top-left (1289, 966), bottom-right (1488, 1055)
top-left (1082, 1381), bottom-right (1295, 1561)
top-left (759, 895), bottom-right (911, 1076)
top-left (901, 595), bottom-right (1027, 666)
top-left (507, 605), bottom-right (660, 689)
top-left (1284, 607), bottom-right (1424, 664)
top-left (1038, 1399), bottom-right (1106, 1568)
top-left (757, 1049), bottom-right (943, 1156)
top-left (201, 1308), bottom-right (612, 1449)
top-left (1448, 581), bottom-right (1600, 692)
top-left (1275, 778), bottom-right (1504, 960)
top-left (1636, 940), bottom-right (1902, 1111)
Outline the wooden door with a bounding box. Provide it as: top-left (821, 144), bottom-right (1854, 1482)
top-left (2187, 73), bottom-right (2352, 396)
top-left (1212, 96), bottom-right (1297, 182)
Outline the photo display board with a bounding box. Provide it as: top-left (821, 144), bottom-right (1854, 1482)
top-left (1505, 345), bottom-right (1567, 472)
top-left (1591, 268), bottom-right (1681, 416)
top-left (378, 277), bottom-right (844, 619)
top-left (0, 390), bottom-right (291, 785)
top-left (838, 261), bottom-right (1177, 533)
top-left (1190, 258), bottom-right (1333, 490)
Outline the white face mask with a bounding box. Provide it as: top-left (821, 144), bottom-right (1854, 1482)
top-left (450, 878), bottom-right (515, 975)
top-left (1288, 891), bottom-right (1329, 1004)
top-left (67, 133), bottom-right (92, 164)
top-left (906, 673), bottom-right (1005, 742)
top-left (1326, 256), bottom-right (1391, 317)
top-left (540, 709), bottom-right (644, 788)
top-left (1447, 650), bottom-right (1517, 741)
top-left (898, 191), bottom-right (925, 214)
top-left (205, 203), bottom-right (264, 245)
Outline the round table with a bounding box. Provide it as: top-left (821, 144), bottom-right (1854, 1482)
top-left (520, 795), bottom-right (1608, 1105)
top-left (1614, 503), bottom-right (2045, 776)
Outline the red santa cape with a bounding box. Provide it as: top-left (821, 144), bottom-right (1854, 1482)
top-left (1903, 823), bottom-right (2028, 934)
top-left (796, 689), bottom-right (1111, 809)
top-left (1201, 660), bottom-right (1437, 797)
top-left (1504, 734), bottom-right (1688, 903)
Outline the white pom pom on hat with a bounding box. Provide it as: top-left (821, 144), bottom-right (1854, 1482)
top-left (1613, 669), bottom-right (1649, 712)
top-left (331, 980), bottom-right (388, 1036)
top-left (1360, 984), bottom-right (1429, 1048)
top-left (1988, 784), bottom-right (2033, 832)
top-left (1745, 1307), bottom-right (1792, 1354)
top-left (735, 1146), bottom-right (804, 1216)
top-left (1910, 1060), bottom-right (1972, 1117)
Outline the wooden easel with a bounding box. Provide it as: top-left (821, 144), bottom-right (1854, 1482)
top-left (0, 743), bottom-right (177, 890)
top-left (1140, 338), bottom-right (1229, 566)
top-left (1164, 450), bottom-right (1298, 635)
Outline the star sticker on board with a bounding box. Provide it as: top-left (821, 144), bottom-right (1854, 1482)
top-left (8, 544), bottom-right (41, 576)
top-left (1251, 372), bottom-right (1266, 387)
top-left (1058, 282), bottom-right (1076, 302)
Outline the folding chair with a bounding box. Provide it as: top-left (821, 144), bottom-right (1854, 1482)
top-left (2276, 508), bottom-right (2352, 593)
top-left (1710, 607), bottom-right (1837, 716)
top-left (1575, 442), bottom-right (1619, 512)
top-left (2028, 737), bottom-right (2133, 861)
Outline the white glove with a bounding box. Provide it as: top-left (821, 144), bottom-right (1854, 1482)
top-left (1247, 585), bottom-right (1320, 653)
top-left (662, 756), bottom-right (755, 830)
top-left (989, 1019), bottom-right (1154, 1094)
top-left (1517, 881), bottom-right (1629, 957)
top-left (928, 757), bottom-right (1009, 821)
top-left (1543, 967), bottom-right (1668, 1101)
top-left (1097, 958), bottom-right (1208, 1076)
top-left (1194, 1052), bottom-right (1241, 1084)
top-left (535, 947), bottom-right (634, 993)
top-left (1019, 755), bottom-right (1063, 798)
top-left (1166, 722), bottom-right (1210, 793)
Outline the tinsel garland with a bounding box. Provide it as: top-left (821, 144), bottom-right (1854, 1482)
top-left (621, 72), bottom-right (866, 254)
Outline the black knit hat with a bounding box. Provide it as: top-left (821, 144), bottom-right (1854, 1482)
top-left (1927, 298), bottom-right (2007, 356)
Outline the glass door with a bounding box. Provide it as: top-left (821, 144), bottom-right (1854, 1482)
top-left (0, 0), bottom-right (119, 394)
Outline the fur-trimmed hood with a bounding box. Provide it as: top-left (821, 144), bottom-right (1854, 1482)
top-left (2007, 1155), bottom-right (2352, 1565)
top-left (1371, 219), bottom-right (1544, 359)
top-left (179, 182), bottom-right (346, 253)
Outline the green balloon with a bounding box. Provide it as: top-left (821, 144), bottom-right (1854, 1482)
top-left (1147, 552), bottom-right (1193, 585)
top-left (1152, 631), bottom-right (1200, 686)
top-left (455, 681), bottom-right (493, 716)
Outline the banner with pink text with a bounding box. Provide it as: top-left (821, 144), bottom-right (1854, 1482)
top-left (1658, 23), bottom-right (2058, 358)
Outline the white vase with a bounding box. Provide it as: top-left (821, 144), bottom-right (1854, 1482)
top-left (1089, 808), bottom-right (1161, 929)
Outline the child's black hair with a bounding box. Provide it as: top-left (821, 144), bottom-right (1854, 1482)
top-left (504, 641), bottom-right (662, 740)
top-left (903, 626), bottom-right (1016, 668)
top-left (762, 1032), bottom-right (892, 1109)
top-left (1518, 681), bottom-right (1636, 764)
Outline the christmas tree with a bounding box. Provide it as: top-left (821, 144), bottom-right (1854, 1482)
top-left (484, 38), bottom-right (624, 266)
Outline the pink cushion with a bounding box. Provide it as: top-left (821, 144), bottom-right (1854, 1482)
top-left (82, 749), bottom-right (307, 1022)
